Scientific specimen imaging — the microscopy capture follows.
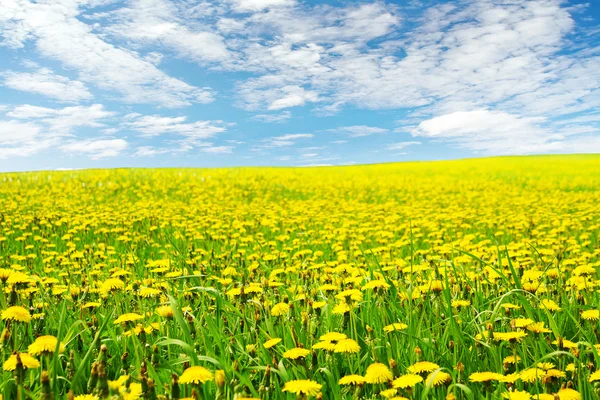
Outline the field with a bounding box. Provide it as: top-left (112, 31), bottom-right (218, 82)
top-left (1, 155), bottom-right (600, 400)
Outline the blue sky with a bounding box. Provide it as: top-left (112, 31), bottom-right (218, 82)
top-left (0, 0), bottom-right (598, 171)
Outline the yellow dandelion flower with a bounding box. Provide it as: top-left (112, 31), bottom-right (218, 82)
top-left (263, 338), bottom-right (282, 349)
top-left (82, 302), bottom-right (101, 309)
top-left (156, 305), bottom-right (174, 318)
top-left (425, 371), bottom-right (451, 386)
top-left (332, 303), bottom-right (351, 315)
top-left (120, 382), bottom-right (142, 400)
top-left (392, 374), bottom-right (423, 388)
top-left (407, 361), bottom-right (440, 374)
top-left (545, 369), bottom-right (565, 379)
top-left (502, 390), bottom-right (531, 400)
top-left (534, 395), bottom-right (555, 400)
top-left (503, 355), bottom-right (521, 365)
top-left (556, 388), bottom-right (581, 400)
top-left (338, 375), bottom-right (366, 385)
top-left (379, 388), bottom-right (397, 398)
top-left (7, 272), bottom-right (31, 285)
top-left (540, 299), bottom-right (561, 312)
top-left (114, 313), bottom-right (144, 325)
top-left (3, 353), bottom-right (40, 371)
top-left (179, 366), bottom-right (214, 384)
top-left (1, 306), bottom-right (31, 323)
top-left (493, 331), bottom-right (527, 342)
top-left (581, 310), bottom-right (599, 321)
top-left (365, 362), bottom-right (393, 384)
top-left (469, 372), bottom-right (504, 382)
top-left (451, 300), bottom-right (471, 308)
top-left (312, 341), bottom-right (336, 351)
top-left (527, 322), bottom-right (551, 334)
top-left (28, 335), bottom-right (66, 355)
top-left (333, 338), bottom-right (360, 353)
top-left (319, 332), bottom-right (347, 342)
top-left (102, 278), bottom-right (125, 292)
top-left (512, 318), bottom-right (534, 328)
top-left (383, 323), bottom-right (408, 333)
top-left (282, 380), bottom-right (322, 396)
top-left (501, 373), bottom-right (520, 383)
top-left (519, 368), bottom-right (546, 383)
top-left (139, 287), bottom-right (162, 298)
top-left (312, 301), bottom-right (327, 309)
top-left (589, 370), bottom-right (600, 383)
top-left (271, 302), bottom-right (290, 316)
top-left (283, 348), bottom-right (310, 359)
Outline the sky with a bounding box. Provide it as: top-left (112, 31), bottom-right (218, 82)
top-left (0, 0), bottom-right (599, 171)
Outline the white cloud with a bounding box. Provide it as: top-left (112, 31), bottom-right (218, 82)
top-left (0, 119), bottom-right (58, 159)
top-left (8, 104), bottom-right (115, 133)
top-left (200, 146), bottom-right (234, 154)
top-left (124, 114), bottom-right (227, 139)
top-left (274, 133), bottom-right (313, 140)
top-left (252, 111), bottom-right (291, 123)
top-left (61, 138), bottom-right (128, 159)
top-left (134, 146), bottom-right (169, 157)
top-left (227, 0), bottom-right (598, 127)
top-left (2, 68), bottom-right (92, 103)
top-left (263, 133), bottom-right (313, 147)
top-left (0, 103), bottom-right (121, 160)
top-left (233, 0), bottom-right (295, 12)
top-left (267, 86), bottom-right (320, 110)
top-left (1, 0), bottom-right (213, 107)
top-left (0, 120), bottom-right (41, 145)
top-left (386, 141), bottom-right (421, 151)
top-left (412, 109), bottom-right (600, 155)
top-left (332, 125), bottom-right (389, 137)
top-left (103, 0), bottom-right (231, 64)
top-left (123, 113), bottom-right (230, 153)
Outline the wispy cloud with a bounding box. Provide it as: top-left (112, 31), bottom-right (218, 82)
top-left (1, 0), bottom-right (213, 107)
top-left (386, 141), bottom-right (421, 151)
top-left (2, 68), bottom-right (92, 103)
top-left (252, 111), bottom-right (291, 123)
top-left (330, 126), bottom-right (389, 137)
top-left (0, 0), bottom-right (598, 167)
top-left (61, 139), bottom-right (128, 159)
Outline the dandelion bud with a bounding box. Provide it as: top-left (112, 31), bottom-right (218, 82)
top-left (87, 362), bottom-right (99, 393)
top-left (1, 328), bottom-right (10, 344)
top-left (147, 378), bottom-right (157, 400)
top-left (121, 351), bottom-right (129, 373)
top-left (96, 363), bottom-right (109, 398)
top-left (40, 371), bottom-right (54, 400)
top-left (215, 370), bottom-right (226, 389)
top-left (171, 374), bottom-right (180, 400)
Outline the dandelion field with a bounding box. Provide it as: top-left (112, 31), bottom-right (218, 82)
top-left (1, 155), bottom-right (600, 400)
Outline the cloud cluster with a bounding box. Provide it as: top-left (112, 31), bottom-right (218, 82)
top-left (0, 104), bottom-right (232, 160)
top-left (0, 104), bottom-right (120, 159)
top-left (1, 68), bottom-right (92, 103)
top-left (412, 110), bottom-right (600, 154)
top-left (1, 0), bottom-right (214, 107)
top-left (0, 0), bottom-right (598, 160)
